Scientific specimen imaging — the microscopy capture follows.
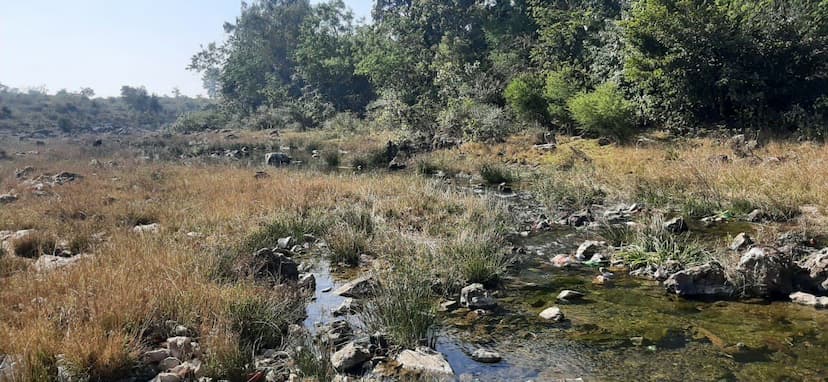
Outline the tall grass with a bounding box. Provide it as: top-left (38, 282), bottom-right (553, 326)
top-left (616, 216), bottom-right (710, 269)
top-left (441, 232), bottom-right (508, 287)
top-left (479, 163), bottom-right (517, 185)
top-left (362, 265), bottom-right (437, 349)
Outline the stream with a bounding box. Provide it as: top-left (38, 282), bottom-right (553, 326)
top-left (301, 190), bottom-right (828, 381)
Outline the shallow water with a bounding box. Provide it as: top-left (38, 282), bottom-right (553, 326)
top-left (303, 192), bottom-right (828, 381)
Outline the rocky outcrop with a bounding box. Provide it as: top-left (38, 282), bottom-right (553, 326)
top-left (664, 262), bottom-right (734, 298)
top-left (735, 247), bottom-right (794, 297)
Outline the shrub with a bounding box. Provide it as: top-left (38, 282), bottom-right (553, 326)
top-left (170, 109), bottom-right (229, 132)
top-left (351, 146), bottom-right (391, 171)
top-left (437, 99), bottom-right (513, 142)
top-left (479, 163), bottom-right (517, 185)
top-left (322, 150), bottom-right (341, 168)
top-left (544, 68), bottom-right (578, 128)
top-left (12, 231), bottom-right (56, 258)
top-left (239, 211), bottom-right (329, 255)
top-left (504, 73), bottom-right (548, 123)
top-left (203, 330), bottom-right (249, 381)
top-left (567, 82), bottom-right (635, 142)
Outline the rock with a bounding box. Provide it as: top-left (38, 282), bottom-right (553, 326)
top-left (0, 355), bottom-right (16, 380)
top-left (459, 283), bottom-right (496, 310)
top-left (171, 359), bottom-right (204, 378)
top-left (143, 349), bottom-right (172, 364)
top-left (746, 209), bottom-right (765, 222)
top-left (471, 349), bottom-right (502, 363)
top-left (252, 248), bottom-right (299, 281)
top-left (298, 273), bottom-right (316, 291)
top-left (550, 254), bottom-right (577, 268)
top-left (664, 262), bottom-right (734, 298)
top-left (152, 373), bottom-right (181, 382)
top-left (798, 249), bottom-right (828, 293)
top-left (396, 347), bottom-right (453, 379)
top-left (334, 275), bottom-right (377, 298)
top-left (33, 255), bottom-right (88, 272)
top-left (330, 341), bottom-right (371, 372)
top-left (52, 172), bottom-right (81, 185)
top-left (575, 240), bottom-right (604, 261)
top-left (133, 223), bottom-right (161, 234)
top-left (789, 291), bottom-right (828, 309)
top-left (333, 298), bottom-right (359, 316)
top-left (563, 210), bottom-right (591, 227)
top-left (438, 300), bottom-right (458, 312)
top-left (319, 320), bottom-right (354, 348)
top-left (663, 217), bottom-right (688, 234)
top-left (173, 325), bottom-right (191, 337)
top-left (730, 233), bottom-right (754, 251)
top-left (166, 337), bottom-right (195, 360)
top-left (539, 306), bottom-right (564, 321)
top-left (556, 290), bottom-right (585, 303)
top-left (388, 155), bottom-right (407, 171)
top-left (0, 229), bottom-right (36, 256)
top-left (277, 236), bottom-right (295, 250)
top-left (159, 357), bottom-right (181, 371)
top-left (0, 194), bottom-right (17, 204)
top-left (736, 247), bottom-right (794, 297)
top-left (265, 152), bottom-right (292, 166)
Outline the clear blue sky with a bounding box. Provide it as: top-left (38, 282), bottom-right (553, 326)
top-left (0, 1), bottom-right (372, 98)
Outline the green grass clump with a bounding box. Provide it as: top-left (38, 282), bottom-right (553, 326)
top-left (617, 216), bottom-right (710, 269)
top-left (326, 225), bottom-right (368, 267)
top-left (227, 292), bottom-right (305, 352)
top-left (362, 266), bottom-right (437, 349)
top-left (597, 223), bottom-right (636, 247)
top-left (479, 163), bottom-right (517, 185)
top-left (322, 150), bottom-right (341, 168)
top-left (534, 168), bottom-right (605, 212)
top-left (442, 232), bottom-right (507, 287)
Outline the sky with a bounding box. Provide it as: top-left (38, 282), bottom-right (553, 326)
top-left (0, 0), bottom-right (373, 98)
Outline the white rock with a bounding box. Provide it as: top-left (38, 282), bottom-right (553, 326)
top-left (330, 341), bottom-right (371, 371)
top-left (471, 349), bottom-right (502, 363)
top-left (133, 223), bottom-right (160, 234)
top-left (152, 373), bottom-right (181, 382)
top-left (143, 349), bottom-right (171, 364)
top-left (166, 337), bottom-right (194, 359)
top-left (790, 291), bottom-right (828, 309)
top-left (396, 347), bottom-right (453, 378)
top-left (556, 290), bottom-right (585, 303)
top-left (539, 306), bottom-right (564, 321)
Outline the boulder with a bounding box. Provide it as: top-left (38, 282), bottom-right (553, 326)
top-left (459, 283), bottom-right (496, 310)
top-left (663, 217), bottom-right (688, 234)
top-left (252, 248), bottom-right (299, 281)
top-left (0, 194), bottom-right (17, 205)
top-left (265, 152), bottom-right (291, 167)
top-left (330, 341), bottom-right (371, 372)
top-left (471, 349), bottom-right (502, 363)
top-left (298, 273), bottom-right (316, 291)
top-left (575, 241), bottom-right (604, 261)
top-left (798, 249), bottom-right (828, 293)
top-left (143, 349), bottom-right (172, 364)
top-left (159, 357), bottom-right (181, 371)
top-left (539, 306), bottom-right (564, 322)
top-left (556, 290), bottom-right (585, 303)
top-left (276, 236), bottom-right (295, 250)
top-left (34, 255), bottom-right (88, 272)
top-left (396, 347), bottom-right (453, 379)
top-left (789, 291), bottom-right (828, 309)
top-left (438, 300), bottom-right (459, 312)
top-left (52, 172), bottom-right (81, 185)
top-left (151, 373), bottom-right (180, 382)
top-left (166, 337), bottom-right (196, 360)
top-left (563, 210), bottom-right (591, 227)
top-left (333, 298), bottom-right (359, 317)
top-left (664, 262), bottom-right (734, 298)
top-left (334, 275), bottom-right (377, 299)
top-left (736, 247), bottom-right (794, 297)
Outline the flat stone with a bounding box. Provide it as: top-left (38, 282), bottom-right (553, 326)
top-left (143, 349), bottom-right (172, 364)
top-left (471, 349), bottom-right (502, 363)
top-left (158, 357), bottom-right (181, 371)
top-left (396, 347), bottom-right (453, 378)
top-left (730, 233), bottom-right (754, 251)
top-left (556, 290), bottom-right (585, 303)
top-left (790, 291), bottom-right (828, 309)
top-left (334, 275), bottom-right (377, 299)
top-left (438, 300), bottom-right (459, 312)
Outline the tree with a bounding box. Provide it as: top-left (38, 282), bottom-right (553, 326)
top-left (79, 88), bottom-right (95, 98)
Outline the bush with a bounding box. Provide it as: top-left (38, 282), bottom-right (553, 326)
top-left (437, 99), bottom-right (513, 142)
top-left (226, 292), bottom-right (305, 351)
top-left (567, 82), bottom-right (635, 142)
top-left (322, 150), bottom-right (341, 168)
top-left (544, 68), bottom-right (578, 128)
top-left (170, 109), bottom-right (229, 132)
top-left (504, 73), bottom-right (548, 123)
top-left (617, 216), bottom-right (710, 269)
top-left (479, 163), bottom-right (517, 185)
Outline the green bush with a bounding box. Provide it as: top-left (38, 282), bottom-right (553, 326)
top-left (544, 68), bottom-right (578, 128)
top-left (170, 109), bottom-right (229, 132)
top-left (504, 73), bottom-right (548, 123)
top-left (567, 82), bottom-right (635, 142)
top-left (437, 99), bottom-right (513, 142)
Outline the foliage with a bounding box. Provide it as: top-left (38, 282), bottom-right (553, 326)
top-left (504, 73), bottom-right (548, 123)
top-left (618, 215), bottom-right (710, 269)
top-left (362, 265), bottom-right (437, 349)
top-left (567, 82), bottom-right (635, 141)
top-left (543, 67), bottom-right (579, 129)
top-left (442, 232), bottom-right (507, 286)
top-left (479, 163), bottom-right (517, 185)
top-left (227, 292), bottom-right (306, 351)
top-left (437, 99), bottom-right (513, 142)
